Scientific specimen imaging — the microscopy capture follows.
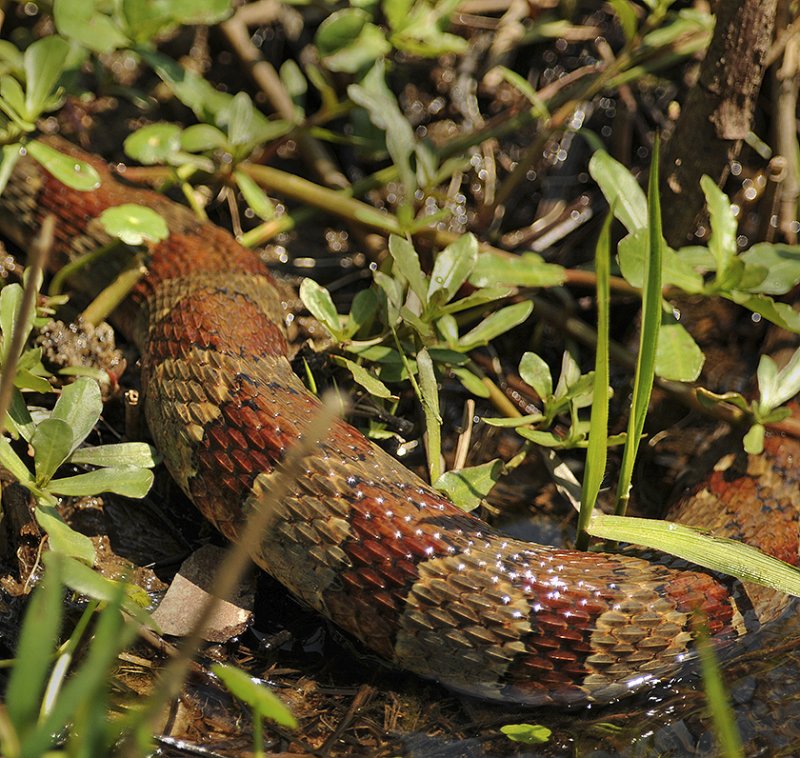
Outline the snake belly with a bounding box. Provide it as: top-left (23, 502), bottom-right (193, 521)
top-left (2, 137), bottom-right (799, 706)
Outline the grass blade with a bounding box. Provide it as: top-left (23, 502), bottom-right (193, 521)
top-left (576, 209), bottom-right (612, 549)
top-left (615, 134), bottom-right (663, 515)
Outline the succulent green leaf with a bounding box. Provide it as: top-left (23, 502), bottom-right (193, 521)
top-left (434, 459), bottom-right (503, 511)
top-left (234, 170), bottom-right (275, 221)
top-left (458, 301), bottom-right (532, 351)
top-left (500, 723), bottom-right (552, 745)
top-left (469, 251), bottom-right (564, 289)
top-left (739, 243), bottom-right (800, 295)
top-left (388, 235), bottom-right (428, 304)
top-left (23, 36), bottom-right (69, 119)
top-left (299, 278), bottom-right (344, 340)
top-left (655, 310), bottom-right (704, 381)
top-left (701, 175), bottom-right (737, 279)
top-left (54, 1), bottom-right (130, 53)
top-left (124, 123), bottom-right (183, 164)
top-left (99, 204), bottom-right (170, 246)
top-left (32, 417), bottom-right (74, 484)
top-left (35, 504), bottom-right (96, 564)
top-left (27, 139), bottom-right (101, 191)
top-left (428, 233), bottom-right (478, 304)
top-left (51, 377), bottom-right (103, 455)
top-left (519, 352), bottom-right (552, 399)
top-left (333, 356), bottom-right (395, 399)
top-left (588, 150), bottom-right (647, 233)
top-left (69, 442), bottom-right (159, 468)
top-left (48, 466), bottom-right (154, 498)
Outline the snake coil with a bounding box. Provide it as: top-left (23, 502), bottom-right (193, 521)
top-left (2, 137), bottom-right (798, 705)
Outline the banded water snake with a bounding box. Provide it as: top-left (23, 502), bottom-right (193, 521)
top-left (1, 137), bottom-right (798, 706)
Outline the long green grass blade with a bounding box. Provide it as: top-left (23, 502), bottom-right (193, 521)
top-left (696, 633), bottom-right (744, 758)
top-left (615, 135), bottom-right (663, 514)
top-left (576, 209), bottom-right (612, 550)
top-left (588, 513), bottom-right (800, 597)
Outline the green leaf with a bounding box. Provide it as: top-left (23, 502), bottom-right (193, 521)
top-left (436, 313), bottom-right (459, 347)
top-left (618, 229), bottom-right (704, 292)
top-left (655, 309), bottom-right (704, 381)
top-left (165, 0), bottom-right (232, 25)
top-left (374, 271), bottom-right (403, 325)
top-left (234, 170), bottom-right (275, 221)
top-left (6, 556), bottom-right (64, 734)
top-left (54, 1), bottom-right (130, 54)
top-left (500, 723), bottom-right (552, 745)
top-left (32, 417), bottom-right (74, 484)
top-left (588, 512), bottom-right (800, 598)
top-left (124, 123), bottom-right (182, 164)
top-left (468, 251), bottom-right (565, 288)
top-left (317, 10), bottom-right (391, 73)
top-left (212, 664), bottom-right (297, 729)
top-left (345, 288), bottom-right (379, 338)
top-left (348, 61), bottom-right (415, 199)
top-left (439, 286), bottom-right (513, 315)
top-left (35, 504), bottom-right (96, 563)
top-left (141, 50), bottom-right (232, 122)
top-left (739, 243), bottom-right (800, 295)
top-left (434, 459), bottom-right (503, 511)
top-left (729, 292), bottom-right (800, 333)
top-left (756, 354), bottom-right (780, 411)
top-left (121, 0), bottom-right (178, 43)
top-left (69, 442), bottom-right (159, 468)
top-left (180, 123), bottom-right (228, 152)
top-left (742, 423), bottom-right (765, 455)
top-left (492, 67), bottom-right (549, 118)
top-left (458, 301), bottom-right (533, 351)
top-left (99, 204), bottom-right (169, 246)
top-left (332, 356), bottom-right (395, 399)
top-left (48, 466), bottom-right (154, 498)
top-left (27, 139), bottom-right (101, 191)
top-left (51, 377), bottom-right (102, 455)
top-left (8, 387), bottom-right (35, 441)
top-left (428, 233), bottom-right (478, 305)
top-left (609, 0), bottom-right (638, 40)
top-left (769, 346), bottom-right (800, 409)
top-left (400, 306), bottom-right (435, 340)
top-left (388, 235), bottom-right (428, 304)
top-left (0, 436), bottom-right (35, 488)
top-left (1, 75), bottom-right (26, 119)
top-left (0, 283), bottom-right (29, 365)
top-left (696, 387), bottom-right (751, 413)
top-left (519, 352), bottom-right (552, 399)
top-left (299, 278), bottom-right (343, 340)
top-left (0, 143), bottom-right (22, 197)
top-left (449, 365), bottom-right (490, 397)
top-left (701, 175), bottom-right (737, 280)
top-left (219, 91), bottom-right (259, 148)
top-left (482, 412), bottom-right (545, 428)
top-left (588, 150), bottom-right (647, 233)
top-left (52, 552), bottom-right (151, 618)
top-left (23, 36), bottom-right (69, 119)
top-left (427, 348), bottom-right (470, 365)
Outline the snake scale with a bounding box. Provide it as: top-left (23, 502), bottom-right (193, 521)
top-left (2, 136), bottom-right (799, 706)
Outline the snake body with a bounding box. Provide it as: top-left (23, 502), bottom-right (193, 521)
top-left (2, 137), bottom-right (799, 706)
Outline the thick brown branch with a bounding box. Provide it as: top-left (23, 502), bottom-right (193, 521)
top-left (661, 0), bottom-right (778, 247)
